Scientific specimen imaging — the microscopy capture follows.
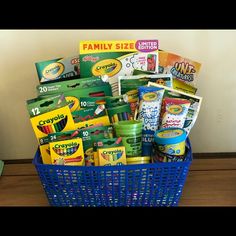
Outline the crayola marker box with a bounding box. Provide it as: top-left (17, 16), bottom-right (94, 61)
top-left (79, 40), bottom-right (159, 96)
top-left (50, 138), bottom-right (84, 166)
top-left (97, 146), bottom-right (126, 166)
top-left (26, 94), bottom-right (76, 141)
top-left (35, 55), bottom-right (80, 84)
top-left (78, 125), bottom-right (114, 166)
top-left (37, 77), bottom-right (112, 112)
top-left (93, 137), bottom-right (123, 166)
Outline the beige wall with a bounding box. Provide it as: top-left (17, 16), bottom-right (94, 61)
top-left (0, 30), bottom-right (235, 160)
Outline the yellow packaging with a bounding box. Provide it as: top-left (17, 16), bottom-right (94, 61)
top-left (30, 106), bottom-right (76, 142)
top-left (39, 144), bottom-right (51, 164)
top-left (74, 115), bottom-right (110, 129)
top-left (50, 138), bottom-right (84, 166)
top-left (93, 151), bottom-right (99, 166)
top-left (98, 146), bottom-right (126, 166)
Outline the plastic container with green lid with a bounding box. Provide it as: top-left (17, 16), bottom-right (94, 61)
top-left (154, 128), bottom-right (187, 156)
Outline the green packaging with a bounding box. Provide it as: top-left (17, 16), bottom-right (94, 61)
top-left (36, 77), bottom-right (112, 112)
top-left (79, 125), bottom-right (114, 166)
top-left (35, 55), bottom-right (80, 84)
top-left (26, 94), bottom-right (67, 117)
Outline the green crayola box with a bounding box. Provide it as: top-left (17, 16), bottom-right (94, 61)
top-left (98, 146), bottom-right (126, 166)
top-left (37, 77), bottom-right (112, 112)
top-left (38, 136), bottom-right (51, 164)
top-left (79, 40), bottom-right (159, 96)
top-left (26, 95), bottom-right (76, 141)
top-left (79, 97), bottom-right (107, 108)
top-left (93, 137), bottom-right (123, 166)
top-left (50, 138), bottom-right (84, 166)
top-left (78, 125), bottom-right (114, 166)
top-left (35, 55), bottom-right (80, 84)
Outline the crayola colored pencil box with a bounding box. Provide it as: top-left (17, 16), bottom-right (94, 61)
top-left (78, 125), bottom-right (114, 166)
top-left (49, 138), bottom-right (84, 166)
top-left (93, 137), bottom-right (123, 166)
top-left (35, 55), bottom-right (80, 84)
top-left (37, 77), bottom-right (112, 112)
top-left (79, 40), bottom-right (159, 96)
top-left (97, 146), bottom-right (126, 166)
top-left (158, 50), bottom-right (201, 86)
top-left (26, 95), bottom-right (76, 141)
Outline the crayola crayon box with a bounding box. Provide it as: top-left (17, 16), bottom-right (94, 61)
top-left (78, 125), bottom-right (114, 166)
top-left (26, 94), bottom-right (76, 141)
top-left (49, 138), bottom-right (84, 166)
top-left (37, 77), bottom-right (112, 112)
top-left (93, 137), bottom-right (123, 166)
top-left (35, 55), bottom-right (80, 84)
top-left (97, 146), bottom-right (126, 166)
top-left (79, 40), bottom-right (159, 96)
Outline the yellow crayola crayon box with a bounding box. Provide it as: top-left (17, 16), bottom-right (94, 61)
top-left (50, 138), bottom-right (84, 166)
top-left (98, 146), bottom-right (126, 166)
top-left (31, 106), bottom-right (75, 141)
top-left (79, 40), bottom-right (159, 96)
top-left (74, 115), bottom-right (110, 129)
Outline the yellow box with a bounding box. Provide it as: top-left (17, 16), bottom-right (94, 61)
top-left (39, 144), bottom-right (51, 164)
top-left (30, 106), bottom-right (76, 142)
top-left (98, 146), bottom-right (126, 166)
top-left (74, 115), bottom-right (110, 129)
top-left (50, 138), bottom-right (84, 166)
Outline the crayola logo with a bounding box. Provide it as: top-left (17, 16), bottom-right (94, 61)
top-left (92, 59), bottom-right (121, 77)
top-left (37, 115), bottom-right (68, 134)
top-left (53, 142), bottom-right (79, 156)
top-left (39, 114), bottom-right (65, 125)
top-left (143, 92), bottom-right (157, 101)
top-left (167, 105), bottom-right (183, 115)
top-left (54, 142), bottom-right (78, 149)
top-left (101, 149), bottom-right (123, 161)
top-left (65, 96), bottom-right (80, 112)
top-left (42, 62), bottom-right (64, 80)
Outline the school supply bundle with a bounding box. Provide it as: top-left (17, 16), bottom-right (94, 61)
top-left (27, 39), bottom-right (202, 166)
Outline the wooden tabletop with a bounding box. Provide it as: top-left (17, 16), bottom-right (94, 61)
top-left (1, 158), bottom-right (236, 206)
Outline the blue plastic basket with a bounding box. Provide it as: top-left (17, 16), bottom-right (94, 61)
top-left (33, 138), bottom-right (192, 207)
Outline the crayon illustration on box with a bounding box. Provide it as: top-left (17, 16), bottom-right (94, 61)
top-left (50, 138), bottom-right (84, 166)
top-left (26, 94), bottom-right (76, 141)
